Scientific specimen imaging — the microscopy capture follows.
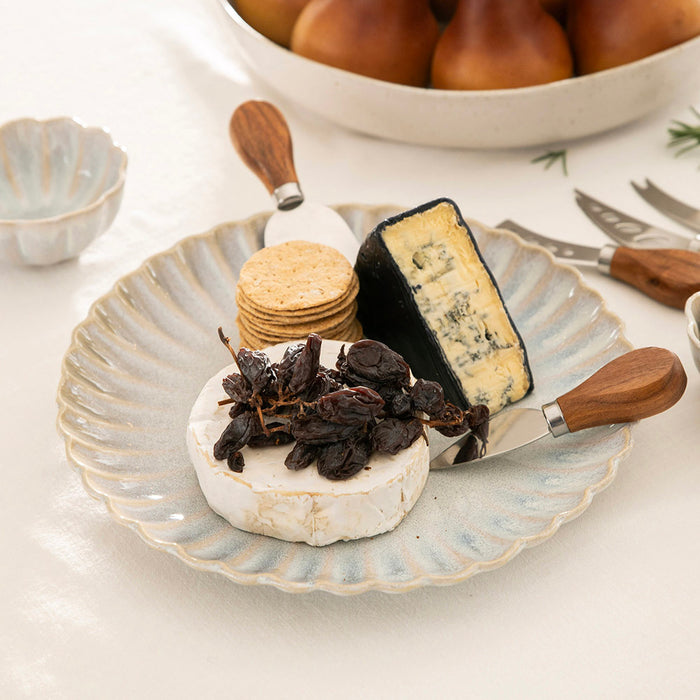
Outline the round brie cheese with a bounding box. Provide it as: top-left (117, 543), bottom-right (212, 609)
top-left (186, 339), bottom-right (430, 546)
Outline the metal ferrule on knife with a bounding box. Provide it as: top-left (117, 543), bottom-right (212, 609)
top-left (272, 182), bottom-right (304, 210)
top-left (542, 400), bottom-right (569, 437)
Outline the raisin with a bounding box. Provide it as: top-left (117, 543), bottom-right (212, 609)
top-left (453, 434), bottom-right (481, 463)
top-left (433, 404), bottom-right (471, 437)
top-left (410, 378), bottom-right (445, 416)
top-left (213, 410), bottom-right (258, 460)
top-left (248, 422), bottom-right (295, 448)
top-left (391, 392), bottom-right (412, 417)
top-left (284, 442), bottom-right (318, 471)
top-left (341, 339), bottom-right (410, 388)
top-left (299, 370), bottom-right (342, 402)
top-left (317, 386), bottom-right (385, 425)
top-left (316, 436), bottom-right (371, 480)
top-left (227, 451), bottom-right (245, 472)
top-left (288, 333), bottom-right (322, 395)
top-left (467, 404), bottom-right (490, 444)
top-left (370, 417), bottom-right (425, 454)
top-left (222, 373), bottom-right (252, 403)
top-left (236, 348), bottom-right (274, 394)
top-left (291, 414), bottom-right (361, 445)
top-left (274, 343), bottom-right (305, 390)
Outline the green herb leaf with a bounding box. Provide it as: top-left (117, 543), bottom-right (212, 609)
top-left (667, 106), bottom-right (700, 157)
top-left (531, 149), bottom-right (568, 176)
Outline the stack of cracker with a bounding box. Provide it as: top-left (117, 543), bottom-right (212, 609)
top-left (235, 240), bottom-right (363, 350)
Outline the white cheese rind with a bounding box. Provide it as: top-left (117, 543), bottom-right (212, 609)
top-left (186, 340), bottom-right (429, 546)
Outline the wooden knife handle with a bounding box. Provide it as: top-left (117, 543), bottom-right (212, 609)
top-left (609, 247), bottom-right (700, 309)
top-left (556, 347), bottom-right (686, 433)
top-left (229, 100), bottom-right (299, 194)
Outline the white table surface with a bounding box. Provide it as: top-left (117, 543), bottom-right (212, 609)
top-left (2, 2), bottom-right (699, 698)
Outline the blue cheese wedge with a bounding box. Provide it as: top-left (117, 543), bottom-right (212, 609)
top-left (186, 340), bottom-right (429, 546)
top-left (355, 198), bottom-right (532, 414)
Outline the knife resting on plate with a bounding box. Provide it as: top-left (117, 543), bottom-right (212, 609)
top-left (497, 219), bottom-right (700, 309)
top-left (229, 100), bottom-right (360, 264)
top-left (430, 347), bottom-right (686, 469)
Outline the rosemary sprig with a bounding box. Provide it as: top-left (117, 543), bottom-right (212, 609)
top-left (531, 149), bottom-right (568, 176)
top-left (667, 106), bottom-right (700, 157)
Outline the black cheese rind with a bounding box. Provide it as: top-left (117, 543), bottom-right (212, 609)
top-left (354, 198), bottom-right (533, 412)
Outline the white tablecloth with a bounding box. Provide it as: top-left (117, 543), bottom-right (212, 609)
top-left (2, 2), bottom-right (699, 697)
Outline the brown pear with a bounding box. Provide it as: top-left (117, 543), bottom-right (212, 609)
top-left (431, 0), bottom-right (573, 90)
top-left (430, 0), bottom-right (458, 22)
top-left (290, 0), bottom-right (440, 87)
top-left (235, 0), bottom-right (312, 48)
top-left (568, 0), bottom-right (700, 74)
top-left (540, 0), bottom-right (567, 23)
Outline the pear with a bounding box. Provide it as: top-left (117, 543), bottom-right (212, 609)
top-left (290, 0), bottom-right (440, 87)
top-left (540, 0), bottom-right (567, 23)
top-left (568, 0), bottom-right (700, 74)
top-left (432, 0), bottom-right (573, 90)
top-left (430, 0), bottom-right (458, 22)
top-left (235, 0), bottom-right (311, 48)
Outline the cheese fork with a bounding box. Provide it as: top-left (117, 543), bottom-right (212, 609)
top-left (574, 189), bottom-right (700, 252)
top-left (429, 347), bottom-right (686, 469)
top-left (631, 178), bottom-right (700, 235)
top-left (497, 219), bottom-right (700, 309)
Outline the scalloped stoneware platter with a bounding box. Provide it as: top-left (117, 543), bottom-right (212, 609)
top-left (57, 204), bottom-right (633, 594)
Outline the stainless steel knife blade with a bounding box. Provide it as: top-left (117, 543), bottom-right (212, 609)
top-left (496, 219), bottom-right (602, 266)
top-left (575, 189), bottom-right (700, 251)
top-left (429, 407), bottom-right (552, 469)
top-left (631, 179), bottom-right (700, 236)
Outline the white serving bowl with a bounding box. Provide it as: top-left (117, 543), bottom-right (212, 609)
top-left (218, 0), bottom-right (700, 149)
top-left (685, 291), bottom-right (700, 373)
top-left (0, 117), bottom-right (127, 266)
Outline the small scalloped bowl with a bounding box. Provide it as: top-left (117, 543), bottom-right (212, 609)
top-left (684, 291), bottom-right (700, 373)
top-left (0, 117), bottom-right (127, 266)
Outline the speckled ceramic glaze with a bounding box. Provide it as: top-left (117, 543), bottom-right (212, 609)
top-left (218, 0), bottom-right (700, 149)
top-left (57, 205), bottom-right (633, 594)
top-left (684, 291), bottom-right (700, 373)
top-left (0, 117), bottom-right (127, 265)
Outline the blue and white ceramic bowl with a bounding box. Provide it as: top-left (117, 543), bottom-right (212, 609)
top-left (685, 291), bottom-right (700, 373)
top-left (0, 117), bottom-right (127, 266)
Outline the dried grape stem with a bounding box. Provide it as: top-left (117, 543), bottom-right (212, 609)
top-left (251, 396), bottom-right (270, 436)
top-left (218, 326), bottom-right (243, 374)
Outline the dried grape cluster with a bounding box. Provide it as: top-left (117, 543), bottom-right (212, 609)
top-left (214, 329), bottom-right (490, 481)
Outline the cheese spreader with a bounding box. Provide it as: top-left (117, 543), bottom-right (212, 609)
top-left (229, 100), bottom-right (360, 265)
top-left (497, 219), bottom-right (700, 309)
top-left (429, 347), bottom-right (686, 469)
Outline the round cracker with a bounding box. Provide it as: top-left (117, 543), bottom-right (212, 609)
top-left (239, 304), bottom-right (357, 338)
top-left (236, 276), bottom-right (358, 322)
top-left (237, 311), bottom-right (357, 345)
top-left (237, 241), bottom-right (357, 312)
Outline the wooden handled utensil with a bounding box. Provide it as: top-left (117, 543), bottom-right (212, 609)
top-left (230, 100), bottom-right (361, 264)
top-left (430, 347), bottom-right (687, 468)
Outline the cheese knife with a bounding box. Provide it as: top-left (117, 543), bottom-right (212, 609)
top-left (631, 178), bottom-right (700, 235)
top-left (497, 219), bottom-right (700, 309)
top-left (429, 347), bottom-right (686, 469)
top-left (575, 189), bottom-right (700, 252)
top-left (229, 100), bottom-right (361, 264)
